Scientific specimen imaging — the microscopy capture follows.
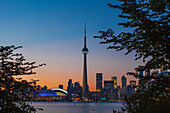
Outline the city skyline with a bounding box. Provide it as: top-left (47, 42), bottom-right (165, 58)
top-left (38, 73), bottom-right (137, 92)
top-left (0, 0), bottom-right (141, 91)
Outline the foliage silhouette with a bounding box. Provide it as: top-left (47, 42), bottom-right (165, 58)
top-left (94, 0), bottom-right (169, 113)
top-left (0, 45), bottom-right (45, 113)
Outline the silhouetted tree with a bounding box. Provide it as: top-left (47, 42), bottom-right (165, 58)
top-left (0, 45), bottom-right (45, 113)
top-left (94, 0), bottom-right (169, 113)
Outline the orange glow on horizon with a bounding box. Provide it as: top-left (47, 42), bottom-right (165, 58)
top-left (16, 43), bottom-right (139, 92)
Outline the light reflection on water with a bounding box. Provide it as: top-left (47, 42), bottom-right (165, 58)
top-left (31, 102), bottom-right (124, 113)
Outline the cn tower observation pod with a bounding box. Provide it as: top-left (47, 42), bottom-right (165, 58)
top-left (82, 47), bottom-right (89, 54)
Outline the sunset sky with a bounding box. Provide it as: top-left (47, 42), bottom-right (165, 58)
top-left (0, 0), bottom-right (143, 91)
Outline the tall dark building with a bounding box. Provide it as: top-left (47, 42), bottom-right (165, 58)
top-left (104, 81), bottom-right (116, 100)
top-left (68, 79), bottom-right (73, 88)
top-left (121, 75), bottom-right (127, 95)
top-left (82, 23), bottom-right (89, 98)
top-left (59, 84), bottom-right (63, 89)
top-left (111, 76), bottom-right (117, 89)
top-left (67, 79), bottom-right (73, 94)
top-left (126, 85), bottom-right (132, 97)
top-left (130, 80), bottom-right (136, 87)
top-left (139, 71), bottom-right (143, 81)
top-left (139, 71), bottom-right (143, 76)
top-left (96, 73), bottom-right (102, 91)
top-left (146, 71), bottom-right (150, 76)
top-left (74, 82), bottom-right (82, 98)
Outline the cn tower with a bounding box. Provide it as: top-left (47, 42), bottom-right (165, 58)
top-left (82, 23), bottom-right (89, 99)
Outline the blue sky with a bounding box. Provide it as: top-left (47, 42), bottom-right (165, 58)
top-left (0, 0), bottom-right (140, 90)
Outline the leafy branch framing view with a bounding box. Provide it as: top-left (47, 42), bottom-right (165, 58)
top-left (0, 45), bottom-right (45, 113)
top-left (94, 0), bottom-right (169, 112)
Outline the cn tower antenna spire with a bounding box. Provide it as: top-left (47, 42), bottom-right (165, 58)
top-left (84, 22), bottom-right (87, 48)
top-left (84, 22), bottom-right (86, 37)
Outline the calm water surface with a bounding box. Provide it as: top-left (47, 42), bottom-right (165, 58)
top-left (31, 102), bottom-right (124, 113)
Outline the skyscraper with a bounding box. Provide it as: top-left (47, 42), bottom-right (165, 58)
top-left (104, 80), bottom-right (115, 100)
top-left (67, 79), bottom-right (73, 95)
top-left (96, 73), bottom-right (103, 91)
top-left (139, 71), bottom-right (143, 76)
top-left (111, 76), bottom-right (117, 89)
top-left (74, 82), bottom-right (82, 98)
top-left (121, 75), bottom-right (127, 95)
top-left (146, 71), bottom-right (150, 76)
top-left (59, 84), bottom-right (63, 89)
top-left (130, 80), bottom-right (136, 87)
top-left (82, 23), bottom-right (89, 98)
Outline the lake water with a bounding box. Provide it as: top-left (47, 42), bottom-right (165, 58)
top-left (31, 102), bottom-right (124, 113)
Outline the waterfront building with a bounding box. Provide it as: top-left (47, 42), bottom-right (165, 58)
top-left (121, 75), bottom-right (127, 96)
top-left (40, 88), bottom-right (67, 97)
top-left (104, 80), bottom-right (116, 100)
top-left (117, 86), bottom-right (121, 101)
top-left (43, 85), bottom-right (47, 91)
top-left (91, 91), bottom-right (100, 101)
top-left (82, 23), bottom-right (89, 99)
top-left (112, 89), bottom-right (118, 101)
top-left (130, 80), bottom-right (136, 87)
top-left (35, 85), bottom-right (44, 98)
top-left (126, 85), bottom-right (135, 97)
top-left (39, 88), bottom-right (68, 101)
top-left (96, 73), bottom-right (103, 91)
top-left (99, 88), bottom-right (109, 101)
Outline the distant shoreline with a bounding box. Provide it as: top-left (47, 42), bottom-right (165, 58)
top-left (25, 101), bottom-right (124, 103)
